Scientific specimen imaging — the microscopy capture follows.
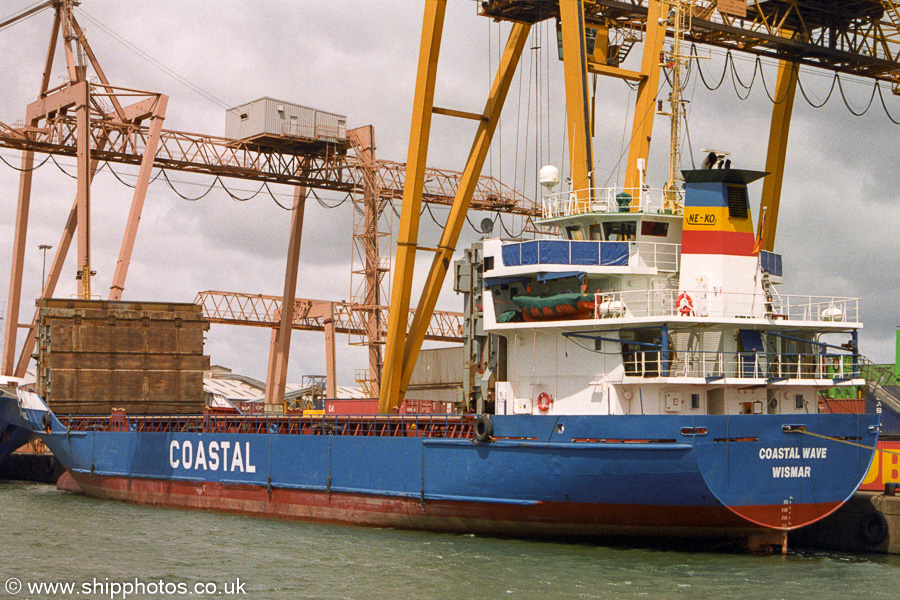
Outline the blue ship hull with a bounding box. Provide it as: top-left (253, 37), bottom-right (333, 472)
top-left (0, 394), bottom-right (34, 465)
top-left (21, 407), bottom-right (879, 542)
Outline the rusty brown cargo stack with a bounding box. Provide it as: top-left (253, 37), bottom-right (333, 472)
top-left (35, 299), bottom-right (210, 414)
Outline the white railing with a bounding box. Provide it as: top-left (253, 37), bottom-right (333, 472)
top-left (623, 350), bottom-right (859, 380)
top-left (541, 187), bottom-right (683, 219)
top-left (630, 242), bottom-right (680, 272)
top-left (773, 296), bottom-right (859, 322)
top-left (281, 122), bottom-right (344, 141)
top-left (593, 289), bottom-right (859, 323)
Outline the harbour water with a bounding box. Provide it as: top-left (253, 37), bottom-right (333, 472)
top-left (2, 481), bottom-right (898, 600)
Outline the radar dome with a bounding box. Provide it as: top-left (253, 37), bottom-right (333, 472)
top-left (539, 165), bottom-right (560, 190)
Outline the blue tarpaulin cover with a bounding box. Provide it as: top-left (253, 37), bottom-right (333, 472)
top-left (501, 240), bottom-right (628, 267)
top-left (538, 240), bottom-right (569, 264)
top-left (501, 244), bottom-right (521, 267)
top-left (521, 241), bottom-right (539, 265)
top-left (600, 242), bottom-right (628, 266)
top-left (571, 242), bottom-right (600, 265)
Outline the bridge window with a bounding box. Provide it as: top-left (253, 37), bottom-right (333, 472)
top-left (641, 221), bottom-right (669, 237)
top-left (601, 221), bottom-right (636, 241)
top-left (565, 225), bottom-right (584, 240)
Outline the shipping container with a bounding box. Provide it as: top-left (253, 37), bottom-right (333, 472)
top-left (36, 299), bottom-right (210, 414)
top-left (323, 398), bottom-right (455, 415)
top-left (225, 97), bottom-right (347, 144)
top-left (406, 346), bottom-right (463, 405)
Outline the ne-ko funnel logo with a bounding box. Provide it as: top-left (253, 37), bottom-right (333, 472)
top-left (686, 212), bottom-right (717, 226)
top-left (168, 440), bottom-right (257, 473)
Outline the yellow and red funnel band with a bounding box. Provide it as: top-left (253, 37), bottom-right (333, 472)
top-left (680, 168), bottom-right (768, 257)
top-left (683, 206), bottom-right (756, 256)
top-left (683, 229), bottom-right (757, 256)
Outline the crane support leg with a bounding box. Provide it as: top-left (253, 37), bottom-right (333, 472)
top-left (2, 151), bottom-right (35, 376)
top-left (384, 21), bottom-right (532, 413)
top-left (265, 327), bottom-right (280, 403)
top-left (0, 27), bottom-right (56, 373)
top-left (624, 0), bottom-right (666, 195)
top-left (758, 60), bottom-right (798, 252)
top-left (559, 0), bottom-right (595, 200)
top-left (75, 81), bottom-right (92, 299)
top-left (264, 162), bottom-right (310, 410)
top-left (110, 95), bottom-right (168, 300)
top-left (309, 302), bottom-right (337, 399)
top-left (380, 0), bottom-right (448, 413)
top-left (13, 139), bottom-right (111, 378)
top-left (14, 201), bottom-right (76, 378)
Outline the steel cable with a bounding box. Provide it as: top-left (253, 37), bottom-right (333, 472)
top-left (691, 44), bottom-right (728, 91)
top-left (728, 55), bottom-right (757, 101)
top-left (76, 9), bottom-right (231, 109)
top-left (50, 154), bottom-right (77, 178)
top-left (217, 178), bottom-right (269, 202)
top-left (756, 59), bottom-right (791, 105)
top-left (312, 190), bottom-right (352, 210)
top-left (496, 213), bottom-right (528, 238)
top-left (160, 169), bottom-right (217, 201)
top-left (102, 161), bottom-right (164, 189)
top-left (690, 46), bottom-right (900, 122)
top-left (425, 202), bottom-right (446, 228)
top-left (877, 84), bottom-right (900, 125)
top-left (0, 152), bottom-right (52, 172)
top-left (796, 71), bottom-right (837, 109)
top-left (836, 74), bottom-right (877, 117)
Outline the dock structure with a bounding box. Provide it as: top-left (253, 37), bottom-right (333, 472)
top-left (793, 490), bottom-right (900, 554)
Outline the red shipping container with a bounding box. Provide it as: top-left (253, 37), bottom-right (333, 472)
top-left (325, 399), bottom-right (379, 415)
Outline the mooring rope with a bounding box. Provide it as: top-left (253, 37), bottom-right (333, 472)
top-left (795, 429), bottom-right (900, 457)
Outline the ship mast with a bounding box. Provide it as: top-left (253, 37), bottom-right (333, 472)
top-left (660, 0), bottom-right (695, 211)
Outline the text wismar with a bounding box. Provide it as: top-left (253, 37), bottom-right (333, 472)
top-left (758, 446), bottom-right (827, 479)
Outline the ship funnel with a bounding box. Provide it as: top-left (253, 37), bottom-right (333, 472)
top-left (539, 165), bottom-right (560, 190)
top-left (680, 167), bottom-right (767, 257)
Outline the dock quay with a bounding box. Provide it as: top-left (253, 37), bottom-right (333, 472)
top-left (792, 491), bottom-right (900, 554)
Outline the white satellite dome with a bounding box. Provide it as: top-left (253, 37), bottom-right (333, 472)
top-left (539, 164), bottom-right (559, 190)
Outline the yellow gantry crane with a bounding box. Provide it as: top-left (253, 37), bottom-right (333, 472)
top-left (379, 0), bottom-right (900, 413)
top-left (0, 1), bottom-right (538, 405)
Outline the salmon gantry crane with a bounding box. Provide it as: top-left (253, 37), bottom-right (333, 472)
top-left (0, 1), bottom-right (540, 404)
top-left (378, 0), bottom-right (900, 412)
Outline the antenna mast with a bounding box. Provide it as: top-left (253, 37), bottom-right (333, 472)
top-left (660, 0), bottom-right (695, 211)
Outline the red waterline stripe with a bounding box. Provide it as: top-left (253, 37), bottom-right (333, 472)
top-left (69, 472), bottom-right (836, 536)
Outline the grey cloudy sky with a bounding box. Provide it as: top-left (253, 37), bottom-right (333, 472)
top-left (1, 1), bottom-right (898, 385)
